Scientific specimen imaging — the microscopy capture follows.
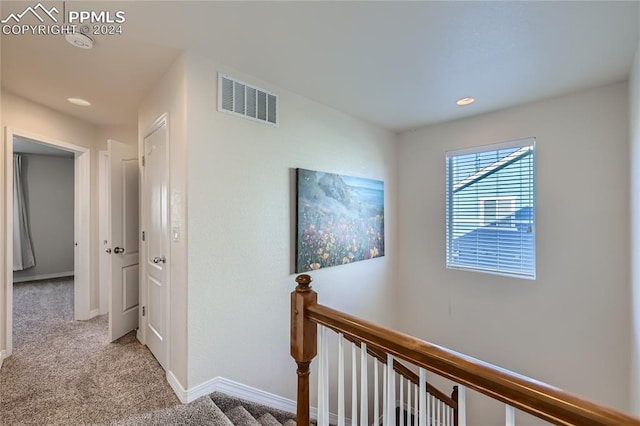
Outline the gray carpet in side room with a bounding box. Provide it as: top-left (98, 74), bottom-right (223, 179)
top-left (0, 278), bottom-right (180, 425)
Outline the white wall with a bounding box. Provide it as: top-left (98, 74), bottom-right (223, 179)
top-left (184, 52), bottom-right (398, 403)
top-left (1, 92), bottom-right (100, 304)
top-left (96, 125), bottom-right (138, 148)
top-left (138, 54), bottom-right (188, 388)
top-left (13, 154), bottom-right (74, 282)
top-left (397, 82), bottom-right (631, 424)
top-left (0, 92), bottom-right (137, 355)
top-left (0, 92), bottom-right (101, 355)
top-left (630, 35), bottom-right (640, 416)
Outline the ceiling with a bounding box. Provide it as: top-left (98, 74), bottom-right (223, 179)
top-left (1, 1), bottom-right (639, 132)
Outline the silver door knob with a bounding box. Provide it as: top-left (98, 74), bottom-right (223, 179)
top-left (152, 256), bottom-right (166, 264)
top-left (105, 248), bottom-right (112, 254)
top-left (113, 247), bottom-right (125, 254)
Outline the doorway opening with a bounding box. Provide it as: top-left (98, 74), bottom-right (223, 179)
top-left (3, 128), bottom-right (91, 358)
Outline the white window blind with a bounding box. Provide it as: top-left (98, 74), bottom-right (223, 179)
top-left (445, 138), bottom-right (536, 279)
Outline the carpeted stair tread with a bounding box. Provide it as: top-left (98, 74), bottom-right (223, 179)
top-left (257, 412), bottom-right (283, 426)
top-left (225, 405), bottom-right (263, 426)
top-left (210, 392), bottom-right (297, 424)
top-left (111, 396), bottom-right (232, 425)
top-left (282, 420), bottom-right (297, 426)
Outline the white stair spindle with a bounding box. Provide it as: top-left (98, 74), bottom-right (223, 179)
top-left (337, 334), bottom-right (345, 426)
top-left (317, 326), bottom-right (323, 426)
top-left (413, 385), bottom-right (420, 426)
top-left (323, 327), bottom-right (329, 426)
top-left (399, 376), bottom-right (404, 426)
top-left (418, 368), bottom-right (427, 426)
top-left (391, 363), bottom-right (396, 426)
top-left (382, 362), bottom-right (387, 425)
top-left (374, 358), bottom-right (379, 426)
top-left (444, 403), bottom-right (449, 426)
top-left (458, 386), bottom-right (467, 426)
top-left (430, 395), bottom-right (435, 426)
top-left (406, 378), bottom-right (412, 426)
top-left (317, 326), bottom-right (327, 426)
top-left (360, 343), bottom-right (368, 426)
top-left (506, 405), bottom-right (516, 426)
top-left (386, 354), bottom-right (396, 426)
top-left (351, 344), bottom-right (358, 426)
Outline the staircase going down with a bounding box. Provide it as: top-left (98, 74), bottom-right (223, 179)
top-left (112, 392), bottom-right (301, 426)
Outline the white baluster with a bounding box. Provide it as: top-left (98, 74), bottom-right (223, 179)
top-left (444, 402), bottom-right (449, 426)
top-left (374, 358), bottom-right (379, 426)
top-left (399, 376), bottom-right (404, 426)
top-left (458, 386), bottom-right (467, 426)
top-left (407, 379), bottom-right (412, 426)
top-left (352, 344), bottom-right (358, 426)
top-left (438, 401), bottom-right (443, 426)
top-left (360, 343), bottom-right (368, 426)
top-left (506, 405), bottom-right (516, 426)
top-left (317, 326), bottom-right (327, 426)
top-left (430, 395), bottom-right (435, 426)
top-left (337, 334), bottom-right (345, 426)
top-left (323, 328), bottom-right (329, 426)
top-left (386, 354), bottom-right (395, 426)
top-left (382, 359), bottom-right (387, 424)
top-left (413, 385), bottom-right (420, 425)
top-left (418, 368), bottom-right (427, 426)
top-left (446, 402), bottom-right (450, 425)
top-left (317, 326), bottom-right (322, 426)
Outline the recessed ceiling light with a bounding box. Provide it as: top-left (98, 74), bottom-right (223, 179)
top-left (67, 98), bottom-right (91, 107)
top-left (65, 33), bottom-right (93, 49)
top-left (456, 97), bottom-right (475, 106)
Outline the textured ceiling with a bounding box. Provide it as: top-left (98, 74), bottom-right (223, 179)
top-left (1, 1), bottom-right (639, 131)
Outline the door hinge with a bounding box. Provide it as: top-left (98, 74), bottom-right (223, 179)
top-left (141, 231), bottom-right (145, 241)
top-left (142, 156), bottom-right (145, 166)
top-left (142, 306), bottom-right (146, 317)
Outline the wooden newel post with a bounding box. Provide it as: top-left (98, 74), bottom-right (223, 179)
top-left (291, 274), bottom-right (317, 426)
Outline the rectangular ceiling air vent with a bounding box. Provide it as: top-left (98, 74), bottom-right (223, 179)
top-left (218, 73), bottom-right (278, 126)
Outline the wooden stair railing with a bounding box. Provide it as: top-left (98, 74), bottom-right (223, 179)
top-left (345, 334), bottom-right (458, 424)
top-left (291, 274), bottom-right (640, 426)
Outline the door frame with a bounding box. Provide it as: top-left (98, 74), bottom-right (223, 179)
top-left (2, 127), bottom-right (91, 359)
top-left (138, 113), bottom-right (171, 371)
top-left (98, 150), bottom-right (110, 315)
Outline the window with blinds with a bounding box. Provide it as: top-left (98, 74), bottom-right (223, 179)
top-left (445, 138), bottom-right (536, 279)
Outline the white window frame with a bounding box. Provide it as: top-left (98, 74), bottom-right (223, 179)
top-left (445, 138), bottom-right (536, 280)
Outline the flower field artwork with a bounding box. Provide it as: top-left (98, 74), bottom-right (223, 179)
top-left (296, 168), bottom-right (385, 273)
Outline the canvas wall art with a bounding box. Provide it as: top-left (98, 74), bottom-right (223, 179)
top-left (296, 168), bottom-right (385, 273)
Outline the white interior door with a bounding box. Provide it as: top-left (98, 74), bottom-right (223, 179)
top-left (108, 140), bottom-right (140, 342)
top-left (143, 121), bottom-right (168, 369)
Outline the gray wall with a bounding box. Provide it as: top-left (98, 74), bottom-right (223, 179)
top-left (13, 154), bottom-right (74, 282)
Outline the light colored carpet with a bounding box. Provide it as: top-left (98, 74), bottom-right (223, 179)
top-left (115, 392), bottom-right (302, 426)
top-left (0, 279), bottom-right (180, 425)
top-left (209, 393), bottom-right (302, 425)
top-left (110, 396), bottom-right (233, 426)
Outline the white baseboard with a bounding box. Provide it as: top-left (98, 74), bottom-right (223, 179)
top-left (167, 370), bottom-right (189, 403)
top-left (0, 350), bottom-right (6, 369)
top-left (13, 271), bottom-right (74, 283)
top-left (168, 375), bottom-right (342, 424)
top-left (88, 309), bottom-right (100, 319)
